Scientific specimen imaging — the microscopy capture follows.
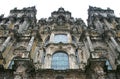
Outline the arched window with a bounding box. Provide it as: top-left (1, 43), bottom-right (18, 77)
top-left (54, 34), bottom-right (68, 43)
top-left (51, 51), bottom-right (69, 70)
top-left (75, 49), bottom-right (80, 64)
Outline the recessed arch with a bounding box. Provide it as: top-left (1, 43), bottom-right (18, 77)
top-left (8, 56), bottom-right (21, 69)
top-left (51, 51), bottom-right (69, 70)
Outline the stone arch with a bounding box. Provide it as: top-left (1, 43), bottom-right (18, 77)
top-left (52, 50), bottom-right (68, 56)
top-left (8, 56), bottom-right (22, 69)
top-left (51, 48), bottom-right (70, 56)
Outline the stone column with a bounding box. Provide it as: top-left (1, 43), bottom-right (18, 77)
top-left (27, 36), bottom-right (34, 51)
top-left (37, 49), bottom-right (44, 64)
top-left (44, 54), bottom-right (51, 69)
top-left (110, 36), bottom-right (120, 52)
top-left (69, 54), bottom-right (73, 69)
top-left (77, 49), bottom-right (82, 68)
top-left (110, 36), bottom-right (118, 46)
top-left (68, 47), bottom-right (76, 69)
top-left (34, 47), bottom-right (39, 63)
top-left (86, 35), bottom-right (94, 52)
top-left (34, 47), bottom-right (45, 69)
top-left (68, 33), bottom-right (72, 43)
top-left (0, 36), bottom-right (11, 52)
top-left (78, 49), bottom-right (86, 70)
top-left (69, 53), bottom-right (76, 69)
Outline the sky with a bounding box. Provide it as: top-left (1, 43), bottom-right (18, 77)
top-left (0, 0), bottom-right (120, 24)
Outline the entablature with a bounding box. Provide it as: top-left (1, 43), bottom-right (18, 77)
top-left (45, 42), bottom-right (76, 48)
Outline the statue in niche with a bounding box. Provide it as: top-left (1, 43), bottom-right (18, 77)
top-left (72, 27), bottom-right (78, 33)
top-left (94, 66), bottom-right (105, 79)
top-left (57, 15), bottom-right (65, 26)
top-left (44, 27), bottom-right (50, 33)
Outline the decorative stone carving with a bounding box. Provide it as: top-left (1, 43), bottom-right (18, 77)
top-left (27, 36), bottom-right (34, 51)
top-left (94, 66), bottom-right (105, 79)
top-left (0, 5), bottom-right (120, 79)
top-left (0, 36), bottom-right (11, 52)
top-left (86, 35), bottom-right (94, 52)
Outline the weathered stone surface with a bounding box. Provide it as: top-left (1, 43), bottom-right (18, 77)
top-left (0, 6), bottom-right (119, 79)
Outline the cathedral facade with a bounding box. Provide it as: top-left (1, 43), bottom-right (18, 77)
top-left (0, 6), bottom-right (120, 79)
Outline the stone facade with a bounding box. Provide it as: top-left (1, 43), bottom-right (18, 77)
top-left (0, 6), bottom-right (120, 79)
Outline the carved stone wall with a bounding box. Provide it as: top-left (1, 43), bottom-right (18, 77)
top-left (0, 6), bottom-right (119, 79)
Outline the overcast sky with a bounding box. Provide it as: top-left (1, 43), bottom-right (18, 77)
top-left (0, 0), bottom-right (120, 24)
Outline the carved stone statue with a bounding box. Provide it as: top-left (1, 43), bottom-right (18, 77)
top-left (94, 66), bottom-right (105, 79)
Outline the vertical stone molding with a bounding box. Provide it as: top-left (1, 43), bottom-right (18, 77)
top-left (0, 36), bottom-right (11, 52)
top-left (44, 54), bottom-right (51, 69)
top-left (27, 36), bottom-right (35, 51)
top-left (110, 36), bottom-right (120, 52)
top-left (86, 36), bottom-right (94, 52)
top-left (50, 33), bottom-right (54, 43)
